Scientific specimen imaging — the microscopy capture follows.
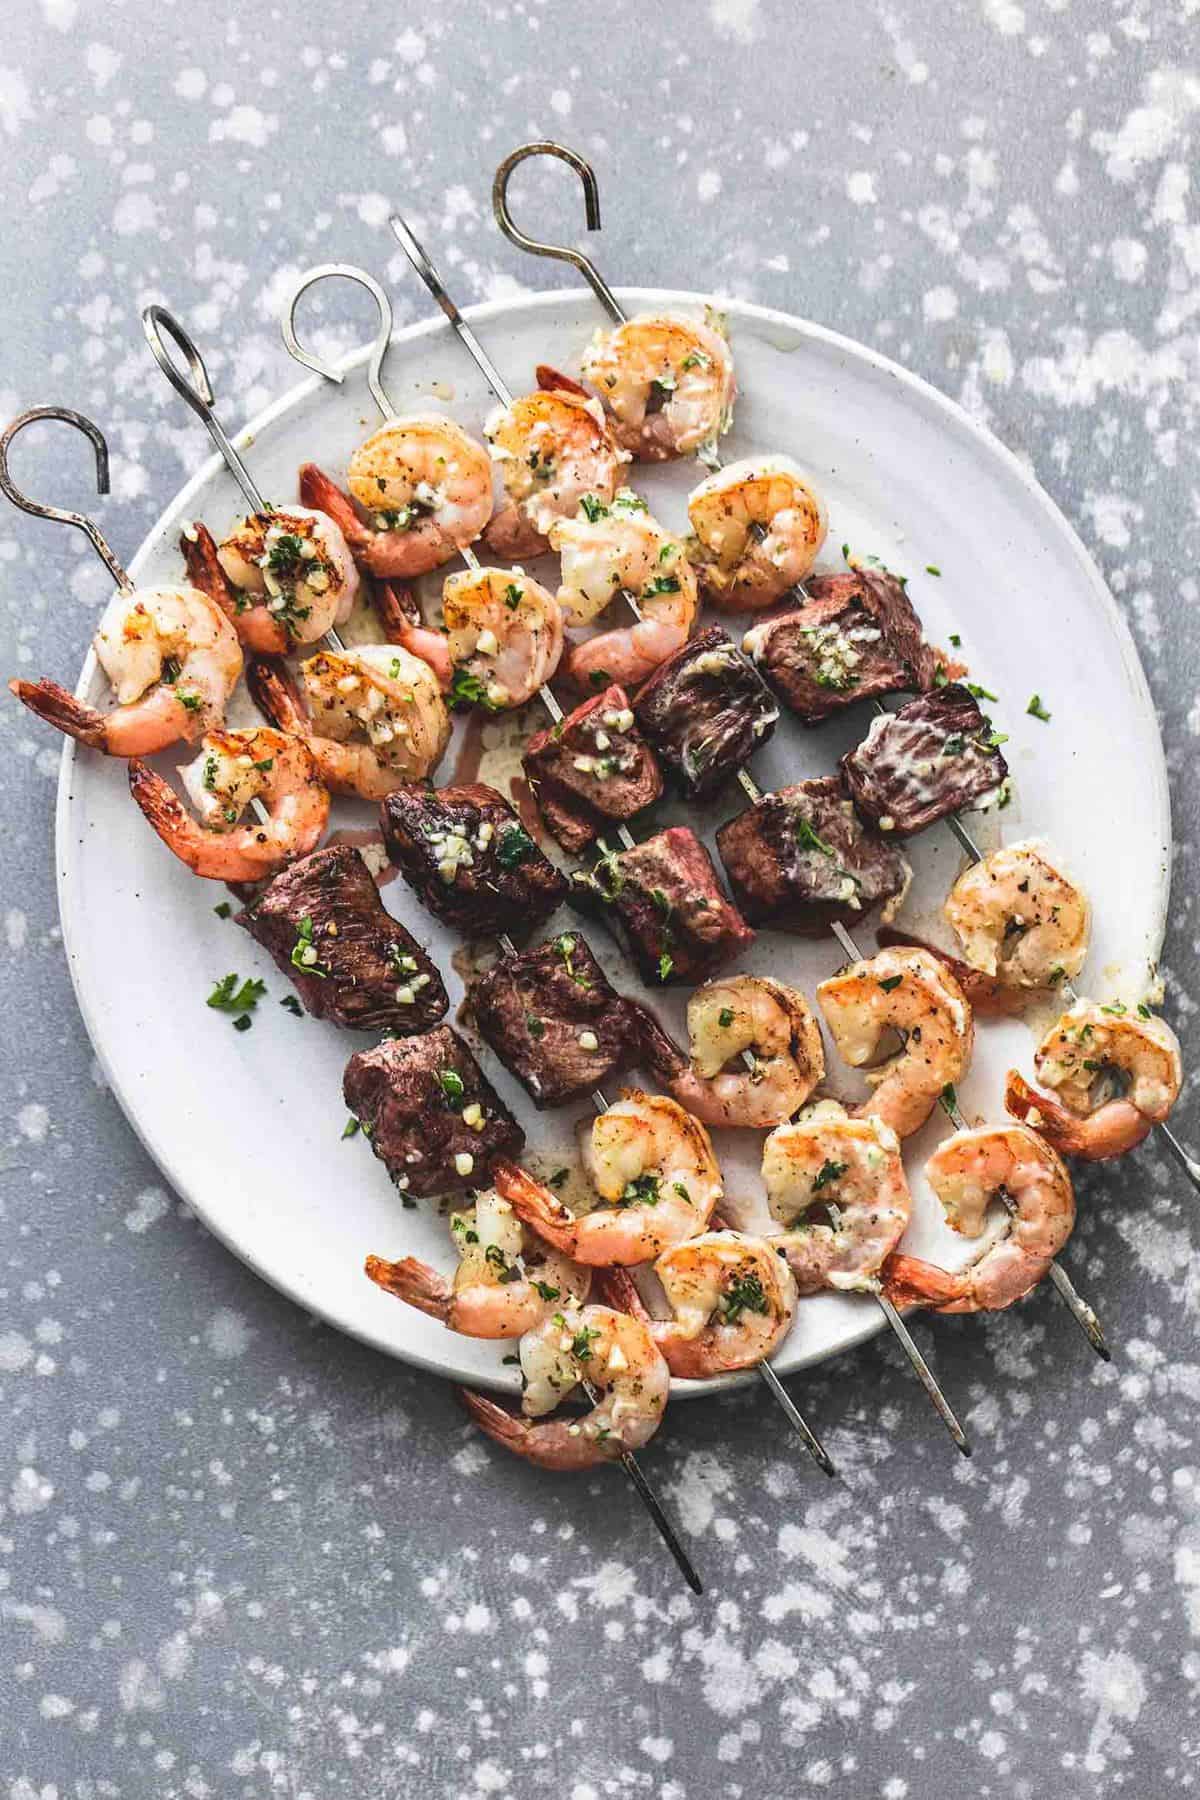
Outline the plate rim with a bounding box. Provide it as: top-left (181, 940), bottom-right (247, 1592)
top-left (52, 284), bottom-right (1171, 1396)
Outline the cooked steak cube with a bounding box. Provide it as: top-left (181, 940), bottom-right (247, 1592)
top-left (743, 570), bottom-right (935, 723)
top-left (239, 844), bottom-right (447, 1033)
top-left (380, 782), bottom-right (568, 938)
top-left (841, 684), bottom-right (1009, 835)
top-left (522, 683), bottom-right (662, 855)
top-left (343, 1025), bottom-right (525, 1199)
top-left (632, 626), bottom-right (778, 797)
top-left (469, 933), bottom-right (656, 1108)
top-left (716, 774), bottom-right (908, 934)
top-left (580, 825), bottom-right (754, 986)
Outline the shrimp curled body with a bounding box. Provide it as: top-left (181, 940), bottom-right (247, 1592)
top-left (882, 1124), bottom-right (1075, 1313)
top-left (944, 839), bottom-right (1090, 989)
top-left (11, 582), bottom-right (242, 757)
top-left (559, 491), bottom-right (699, 690)
top-left (1006, 1001), bottom-right (1182, 1160)
top-left (128, 726), bottom-right (329, 882)
top-left (687, 455), bottom-right (827, 612)
top-left (605, 1232), bottom-right (797, 1377)
top-left (443, 568), bottom-right (564, 711)
top-left (579, 311), bottom-right (735, 462)
top-left (365, 1189), bottom-right (589, 1339)
top-left (654, 975), bottom-right (825, 1130)
top-left (763, 1101), bottom-right (911, 1294)
top-left (484, 387), bottom-right (628, 559)
top-left (494, 1091), bottom-right (722, 1266)
top-left (817, 946), bottom-right (974, 1138)
top-left (459, 1304), bottom-right (670, 1470)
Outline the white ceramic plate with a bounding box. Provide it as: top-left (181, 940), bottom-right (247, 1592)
top-left (55, 288), bottom-right (1170, 1397)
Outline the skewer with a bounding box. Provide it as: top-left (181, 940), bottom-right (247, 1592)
top-left (490, 146), bottom-right (971, 1453)
top-left (141, 304), bottom-right (348, 658)
top-left (0, 407), bottom-right (134, 591)
top-left (367, 236), bottom-right (833, 1470)
top-left (494, 139), bottom-right (1197, 1201)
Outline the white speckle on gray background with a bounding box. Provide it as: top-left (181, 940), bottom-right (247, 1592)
top-left (1, 1), bottom-right (1198, 1794)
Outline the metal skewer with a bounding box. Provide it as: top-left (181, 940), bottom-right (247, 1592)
top-left (141, 303), bottom-right (348, 658)
top-left (382, 222), bottom-right (835, 1473)
top-left (491, 142), bottom-right (971, 1456)
top-left (0, 407), bottom-right (134, 591)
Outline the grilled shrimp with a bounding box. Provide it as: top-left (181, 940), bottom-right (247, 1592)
top-left (944, 840), bottom-right (1090, 989)
top-left (365, 1189), bottom-right (589, 1339)
top-left (655, 975), bottom-right (825, 1130)
top-left (443, 567), bottom-right (564, 710)
top-left (494, 1090), bottom-right (722, 1266)
top-left (558, 491), bottom-right (700, 690)
top-left (1006, 1000), bottom-right (1183, 1160)
top-left (882, 1125), bottom-right (1075, 1314)
top-left (483, 384), bottom-right (628, 559)
top-left (763, 1100), bottom-right (911, 1294)
top-left (11, 583), bottom-right (242, 757)
top-left (248, 645), bottom-right (450, 800)
top-left (459, 1303), bottom-right (670, 1470)
top-left (298, 416), bottom-right (494, 585)
top-left (817, 945), bottom-right (974, 1138)
top-left (211, 506), bottom-right (360, 648)
top-left (603, 1232), bottom-right (796, 1377)
top-left (128, 726), bottom-right (329, 882)
top-left (579, 310), bottom-right (735, 462)
top-left (687, 456), bottom-right (827, 611)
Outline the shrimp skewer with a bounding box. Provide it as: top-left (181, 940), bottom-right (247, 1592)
top-left (1, 408), bottom-right (244, 757)
top-left (1007, 1002), bottom-right (1183, 1161)
top-left (646, 974), bottom-right (825, 1130)
top-left (601, 1233), bottom-right (797, 1377)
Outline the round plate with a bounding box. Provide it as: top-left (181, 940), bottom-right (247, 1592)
top-left (55, 288), bottom-right (1169, 1397)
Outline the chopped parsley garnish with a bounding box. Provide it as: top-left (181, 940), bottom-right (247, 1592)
top-left (720, 1272), bottom-right (769, 1324)
top-left (549, 1168), bottom-right (570, 1189)
top-left (658, 543), bottom-right (677, 564)
top-left (942, 736), bottom-right (967, 757)
top-left (657, 952), bottom-right (674, 983)
top-left (496, 825), bottom-right (535, 868)
top-left (812, 1159), bottom-right (848, 1192)
top-left (280, 994), bottom-right (304, 1016)
top-left (878, 975), bottom-right (903, 993)
top-left (438, 1069), bottom-right (466, 1108)
top-left (388, 658), bottom-right (403, 679)
top-left (1027, 694), bottom-right (1052, 722)
top-left (949, 632), bottom-right (962, 647)
top-left (201, 755), bottom-right (219, 792)
top-left (253, 757), bottom-right (274, 774)
top-left (579, 494), bottom-right (608, 523)
top-left (644, 574), bottom-right (681, 597)
top-left (570, 1324), bottom-right (602, 1362)
top-left (266, 532), bottom-right (305, 580)
top-left (795, 817), bottom-right (835, 857)
top-left (342, 1117), bottom-right (361, 1139)
top-left (290, 915), bottom-right (328, 978)
top-left (213, 900), bottom-right (232, 919)
top-left (555, 934), bottom-right (592, 988)
top-left (680, 350), bottom-right (710, 371)
top-left (526, 1014), bottom-right (546, 1039)
top-left (621, 1173), bottom-right (661, 1208)
top-left (176, 689), bottom-right (204, 713)
top-left (485, 1244), bottom-right (521, 1284)
top-left (650, 887), bottom-right (673, 921)
top-left (503, 582), bottom-right (523, 610)
top-left (449, 667), bottom-right (502, 712)
top-left (1138, 1003), bottom-right (1152, 1019)
top-left (926, 565), bottom-right (942, 577)
top-left (718, 1007), bottom-right (735, 1029)
top-left (1101, 1001), bottom-right (1127, 1017)
top-left (966, 683), bottom-right (998, 703)
top-left (533, 1280), bottom-right (560, 1301)
top-left (940, 1083), bottom-right (958, 1109)
top-left (933, 664), bottom-right (949, 688)
top-left (206, 974), bottom-right (266, 1027)
top-left (588, 669), bottom-right (613, 690)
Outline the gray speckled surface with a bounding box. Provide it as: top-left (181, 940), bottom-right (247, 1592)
top-left (3, 2), bottom-right (1200, 1794)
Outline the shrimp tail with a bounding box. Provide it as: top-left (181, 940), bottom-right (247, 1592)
top-left (179, 522), bottom-right (240, 618)
top-left (245, 656), bottom-right (310, 735)
top-left (297, 463), bottom-right (372, 554)
top-left (491, 1158), bottom-right (577, 1253)
top-left (880, 1252), bottom-right (968, 1312)
top-left (536, 363), bottom-right (592, 401)
top-left (457, 1389), bottom-right (535, 1455)
top-left (876, 927), bottom-right (1033, 1018)
top-left (364, 1253), bottom-right (451, 1322)
top-left (373, 581), bottom-right (454, 690)
top-left (9, 677), bottom-right (109, 750)
top-left (457, 1388), bottom-right (611, 1471)
top-left (594, 1265), bottom-right (651, 1322)
top-left (1005, 1070), bottom-right (1154, 1161)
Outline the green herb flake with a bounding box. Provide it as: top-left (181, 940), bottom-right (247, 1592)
top-left (949, 632), bottom-right (962, 647)
top-left (503, 582), bottom-right (523, 611)
top-left (966, 683), bottom-right (998, 703)
top-left (290, 915), bottom-right (328, 979)
top-left (280, 994), bottom-right (304, 1016)
top-left (213, 901), bottom-right (232, 920)
top-left (438, 1069), bottom-right (466, 1107)
top-left (496, 825), bottom-right (535, 869)
top-left (718, 1007), bottom-right (734, 1029)
top-left (926, 564), bottom-right (942, 577)
top-left (526, 1014), bottom-right (546, 1040)
top-left (812, 1159), bottom-right (848, 1192)
top-left (206, 974), bottom-right (267, 1019)
top-left (720, 1271), bottom-right (769, 1324)
top-left (1027, 694), bottom-right (1052, 722)
top-left (878, 974), bottom-right (904, 993)
top-left (941, 1083), bottom-right (958, 1109)
top-left (795, 816), bottom-right (836, 857)
top-left (657, 952), bottom-right (674, 983)
top-left (579, 494), bottom-right (608, 523)
top-left (342, 1117), bottom-right (361, 1139)
top-left (533, 1280), bottom-right (560, 1301)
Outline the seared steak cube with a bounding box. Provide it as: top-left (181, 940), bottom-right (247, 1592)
top-left (841, 684), bottom-right (1009, 835)
top-left (633, 626), bottom-right (778, 797)
top-left (716, 774), bottom-right (908, 934)
top-left (743, 570), bottom-right (935, 723)
top-left (380, 782), bottom-right (568, 939)
top-left (343, 1025), bottom-right (525, 1200)
top-left (469, 933), bottom-right (654, 1108)
top-left (522, 683), bottom-right (662, 855)
top-left (239, 845), bottom-right (447, 1033)
top-left (580, 825), bottom-right (754, 986)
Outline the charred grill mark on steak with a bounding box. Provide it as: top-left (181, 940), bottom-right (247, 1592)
top-left (380, 781), bottom-right (568, 939)
top-left (632, 626), bottom-right (779, 798)
top-left (840, 684), bottom-right (1009, 835)
top-left (744, 571), bottom-right (936, 723)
